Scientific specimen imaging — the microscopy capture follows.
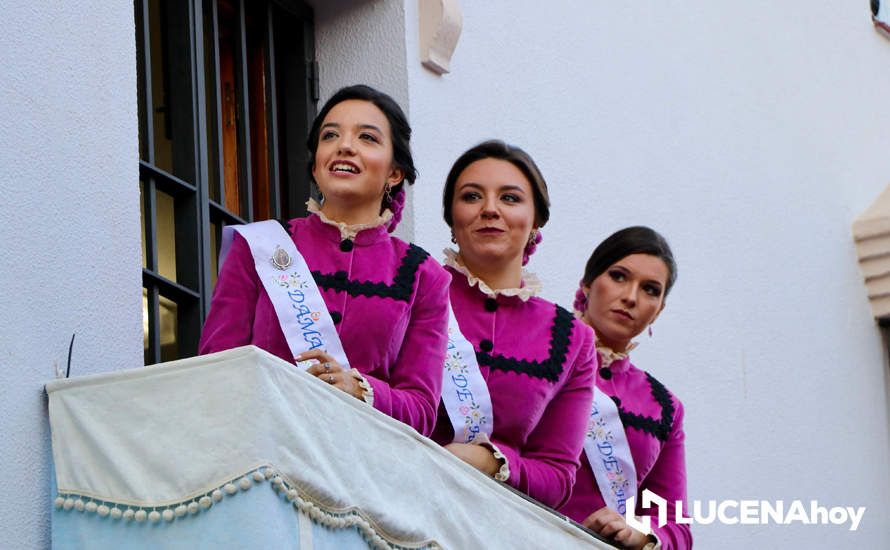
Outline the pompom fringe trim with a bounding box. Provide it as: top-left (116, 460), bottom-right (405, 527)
top-left (54, 465), bottom-right (440, 550)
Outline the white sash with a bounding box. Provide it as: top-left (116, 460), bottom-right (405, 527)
top-left (219, 220), bottom-right (349, 370)
top-left (440, 304), bottom-right (494, 443)
top-left (583, 387), bottom-right (638, 515)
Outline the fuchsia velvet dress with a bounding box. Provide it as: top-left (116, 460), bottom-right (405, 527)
top-left (199, 212), bottom-right (451, 436)
top-left (560, 353), bottom-right (692, 549)
top-left (431, 261), bottom-right (598, 509)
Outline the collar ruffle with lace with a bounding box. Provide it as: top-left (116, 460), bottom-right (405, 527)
top-left (443, 248), bottom-right (541, 302)
top-left (595, 341), bottom-right (637, 370)
top-left (306, 198), bottom-right (392, 241)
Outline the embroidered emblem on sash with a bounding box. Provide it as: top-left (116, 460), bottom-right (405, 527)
top-left (271, 245), bottom-right (292, 270)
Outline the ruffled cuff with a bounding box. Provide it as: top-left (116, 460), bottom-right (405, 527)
top-left (644, 527), bottom-right (662, 549)
top-left (472, 433), bottom-right (510, 482)
top-left (349, 368), bottom-right (374, 407)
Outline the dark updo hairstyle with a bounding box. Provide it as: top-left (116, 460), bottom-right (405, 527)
top-left (573, 226), bottom-right (678, 313)
top-left (442, 139), bottom-right (550, 228)
top-left (306, 84), bottom-right (417, 231)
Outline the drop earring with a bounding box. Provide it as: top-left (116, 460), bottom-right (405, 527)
top-left (383, 184), bottom-right (392, 204)
top-left (648, 325), bottom-right (653, 338)
top-left (450, 230), bottom-right (457, 244)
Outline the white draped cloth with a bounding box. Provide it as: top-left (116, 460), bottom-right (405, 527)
top-left (47, 346), bottom-right (610, 549)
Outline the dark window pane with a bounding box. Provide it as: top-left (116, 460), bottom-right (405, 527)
top-left (246, 1), bottom-right (272, 221)
top-left (156, 190), bottom-right (177, 282)
top-left (148, 0), bottom-right (196, 183)
top-left (210, 221), bottom-right (219, 289)
top-left (272, 5), bottom-right (312, 219)
top-left (159, 294), bottom-right (179, 362)
top-left (217, 0), bottom-right (245, 217)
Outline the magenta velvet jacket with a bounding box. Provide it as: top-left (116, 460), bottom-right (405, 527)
top-left (559, 356), bottom-right (691, 549)
top-left (431, 267), bottom-right (598, 509)
top-left (199, 213), bottom-right (451, 436)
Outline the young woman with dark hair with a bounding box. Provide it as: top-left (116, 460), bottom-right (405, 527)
top-left (200, 85), bottom-right (450, 435)
top-left (431, 140), bottom-right (597, 509)
top-left (560, 226), bottom-right (691, 550)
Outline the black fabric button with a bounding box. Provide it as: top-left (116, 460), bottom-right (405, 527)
top-left (479, 339), bottom-right (494, 352)
top-left (611, 395), bottom-right (621, 407)
top-left (334, 270), bottom-right (348, 281)
top-left (484, 298), bottom-right (498, 312)
top-left (339, 239), bottom-right (354, 252)
top-left (330, 311), bottom-right (342, 324)
top-left (599, 367), bottom-right (612, 380)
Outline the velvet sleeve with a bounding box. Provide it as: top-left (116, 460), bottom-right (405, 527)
top-left (642, 400), bottom-right (692, 550)
top-left (198, 233), bottom-right (259, 354)
top-left (491, 323), bottom-right (597, 509)
top-left (361, 260), bottom-right (451, 436)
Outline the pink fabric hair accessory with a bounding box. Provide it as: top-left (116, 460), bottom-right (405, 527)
top-left (386, 185), bottom-right (406, 233)
top-left (572, 281), bottom-right (588, 314)
top-left (522, 229), bottom-right (543, 266)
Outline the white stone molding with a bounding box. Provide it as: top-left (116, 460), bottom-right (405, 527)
top-left (853, 184), bottom-right (890, 320)
top-left (418, 0), bottom-right (462, 75)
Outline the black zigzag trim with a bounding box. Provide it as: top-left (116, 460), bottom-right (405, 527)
top-left (476, 304), bottom-right (574, 383)
top-left (311, 244), bottom-right (430, 302)
top-left (617, 372), bottom-right (676, 442)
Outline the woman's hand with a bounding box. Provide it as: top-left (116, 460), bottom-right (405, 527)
top-left (297, 350), bottom-right (365, 401)
top-left (444, 443), bottom-right (499, 476)
top-left (582, 507), bottom-right (652, 549)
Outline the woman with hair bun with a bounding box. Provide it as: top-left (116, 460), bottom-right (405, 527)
top-left (431, 140), bottom-right (597, 509)
top-left (560, 226), bottom-right (691, 550)
top-left (200, 85), bottom-right (450, 436)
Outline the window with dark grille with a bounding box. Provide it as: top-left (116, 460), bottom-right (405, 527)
top-left (136, 0), bottom-right (318, 365)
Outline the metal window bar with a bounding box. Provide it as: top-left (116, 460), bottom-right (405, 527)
top-left (264, 2), bottom-right (281, 221)
top-left (207, 0), bottom-right (225, 209)
top-left (147, 286), bottom-right (162, 364)
top-left (140, 161), bottom-right (198, 196)
top-left (136, 0), bottom-right (154, 164)
top-left (236, 0), bottom-right (254, 222)
top-left (137, 0), bottom-right (160, 365)
top-left (188, 0), bottom-right (213, 323)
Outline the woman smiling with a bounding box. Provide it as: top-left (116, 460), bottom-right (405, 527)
top-left (430, 140), bottom-right (597, 509)
top-left (199, 85), bottom-right (450, 436)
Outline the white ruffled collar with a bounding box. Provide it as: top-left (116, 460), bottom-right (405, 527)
top-left (595, 341), bottom-right (637, 370)
top-left (443, 248), bottom-right (541, 302)
top-left (306, 198), bottom-right (392, 241)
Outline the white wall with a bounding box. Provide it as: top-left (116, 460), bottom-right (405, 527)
top-left (403, 1), bottom-right (890, 547)
top-left (0, 2), bottom-right (141, 547)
